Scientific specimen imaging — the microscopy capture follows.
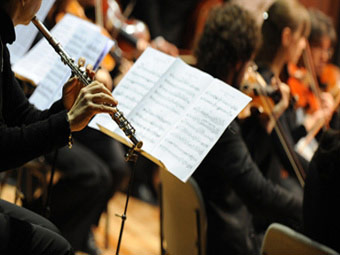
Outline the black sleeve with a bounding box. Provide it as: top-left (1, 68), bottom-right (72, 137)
top-left (196, 121), bottom-right (302, 226)
top-left (0, 70), bottom-right (70, 172)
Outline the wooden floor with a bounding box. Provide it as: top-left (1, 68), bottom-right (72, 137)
top-left (0, 184), bottom-right (160, 255)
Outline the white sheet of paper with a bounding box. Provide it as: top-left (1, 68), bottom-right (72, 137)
top-left (8, 0), bottom-right (56, 65)
top-left (153, 78), bottom-right (252, 181)
top-left (126, 58), bottom-right (213, 153)
top-left (12, 14), bottom-right (114, 110)
top-left (89, 47), bottom-right (176, 134)
top-left (90, 48), bottom-right (251, 182)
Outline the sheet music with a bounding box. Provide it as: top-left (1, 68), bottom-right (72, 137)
top-left (153, 79), bottom-right (252, 181)
top-left (126, 58), bottom-right (213, 153)
top-left (8, 0), bottom-right (56, 64)
top-left (12, 14), bottom-right (114, 110)
top-left (90, 48), bottom-right (251, 182)
top-left (89, 47), bottom-right (176, 134)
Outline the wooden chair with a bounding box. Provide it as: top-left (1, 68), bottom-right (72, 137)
top-left (160, 168), bottom-right (207, 255)
top-left (0, 159), bottom-right (50, 206)
top-left (261, 223), bottom-right (339, 255)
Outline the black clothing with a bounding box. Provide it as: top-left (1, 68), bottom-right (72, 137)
top-left (0, 9), bottom-right (70, 172)
top-left (35, 127), bottom-right (129, 251)
top-left (26, 139), bottom-right (113, 251)
top-left (1, 8), bottom-right (73, 255)
top-left (0, 199), bottom-right (73, 255)
top-left (303, 130), bottom-right (340, 252)
top-left (193, 120), bottom-right (302, 255)
top-left (120, 0), bottom-right (200, 47)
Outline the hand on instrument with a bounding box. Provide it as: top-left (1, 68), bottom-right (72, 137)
top-left (266, 78), bottom-right (290, 133)
top-left (304, 92), bottom-right (335, 132)
top-left (272, 78), bottom-right (291, 118)
top-left (66, 80), bottom-right (118, 132)
top-left (62, 57), bottom-right (95, 110)
top-left (62, 58), bottom-right (118, 132)
top-left (320, 92), bottom-right (335, 121)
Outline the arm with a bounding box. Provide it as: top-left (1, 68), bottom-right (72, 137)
top-left (0, 56), bottom-right (117, 171)
top-left (0, 74), bottom-right (70, 171)
top-left (198, 121), bottom-right (302, 226)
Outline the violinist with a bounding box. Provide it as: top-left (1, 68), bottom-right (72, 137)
top-left (0, 0), bottom-right (117, 254)
top-left (308, 8), bottom-right (340, 129)
top-left (242, 0), bottom-right (313, 195)
top-left (192, 3), bottom-right (301, 255)
top-left (309, 8), bottom-right (337, 92)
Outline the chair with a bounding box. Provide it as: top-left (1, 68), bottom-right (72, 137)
top-left (261, 223), bottom-right (339, 255)
top-left (159, 168), bottom-right (207, 255)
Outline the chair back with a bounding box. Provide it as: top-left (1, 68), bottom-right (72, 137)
top-left (160, 168), bottom-right (207, 255)
top-left (261, 223), bottom-right (339, 255)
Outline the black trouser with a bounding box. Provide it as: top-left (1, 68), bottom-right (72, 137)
top-left (73, 127), bottom-right (130, 201)
top-left (0, 199), bottom-right (74, 255)
top-left (29, 128), bottom-right (129, 251)
top-left (41, 140), bottom-right (113, 251)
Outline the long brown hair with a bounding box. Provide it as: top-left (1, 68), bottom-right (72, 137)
top-left (256, 0), bottom-right (310, 65)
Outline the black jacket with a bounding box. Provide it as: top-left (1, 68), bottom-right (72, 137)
top-left (303, 130), bottom-right (340, 252)
top-left (0, 9), bottom-right (70, 171)
top-left (193, 120), bottom-right (302, 255)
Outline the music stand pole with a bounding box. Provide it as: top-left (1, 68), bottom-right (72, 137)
top-left (115, 150), bottom-right (140, 255)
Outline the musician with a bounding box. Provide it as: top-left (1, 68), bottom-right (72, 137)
top-left (303, 129), bottom-right (340, 252)
top-left (0, 0), bottom-right (117, 254)
top-left (13, 1), bottom-right (131, 255)
top-left (308, 8), bottom-right (339, 129)
top-left (241, 0), bottom-right (315, 197)
top-left (193, 4), bottom-right (302, 255)
top-left (308, 8), bottom-right (337, 87)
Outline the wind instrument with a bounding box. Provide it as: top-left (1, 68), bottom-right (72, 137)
top-left (31, 16), bottom-right (143, 158)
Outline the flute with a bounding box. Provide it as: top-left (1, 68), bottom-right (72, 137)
top-left (31, 16), bottom-right (143, 152)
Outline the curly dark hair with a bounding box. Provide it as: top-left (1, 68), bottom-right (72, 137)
top-left (194, 3), bottom-right (260, 82)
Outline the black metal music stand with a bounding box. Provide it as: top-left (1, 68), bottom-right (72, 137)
top-left (114, 147), bottom-right (141, 255)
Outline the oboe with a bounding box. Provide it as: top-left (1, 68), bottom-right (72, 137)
top-left (31, 16), bottom-right (143, 154)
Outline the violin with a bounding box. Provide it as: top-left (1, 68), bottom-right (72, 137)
top-left (300, 63), bottom-right (340, 148)
top-left (239, 65), bottom-right (282, 119)
top-left (287, 63), bottom-right (320, 114)
top-left (287, 43), bottom-right (340, 157)
top-left (105, 0), bottom-right (150, 60)
top-left (240, 64), bottom-right (306, 186)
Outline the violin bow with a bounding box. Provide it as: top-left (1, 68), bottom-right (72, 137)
top-left (250, 64), bottom-right (306, 187)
